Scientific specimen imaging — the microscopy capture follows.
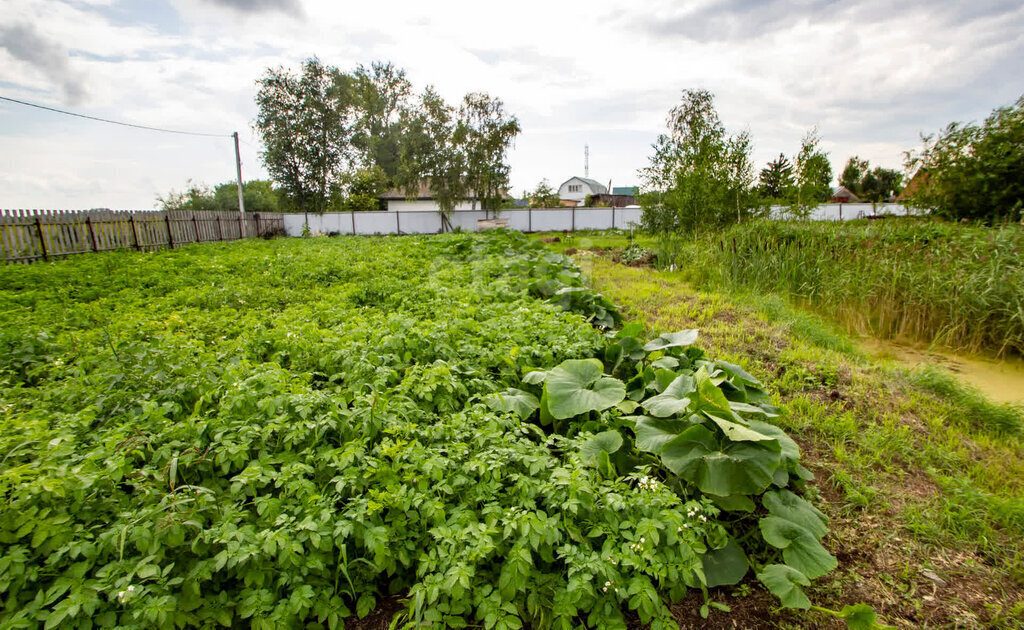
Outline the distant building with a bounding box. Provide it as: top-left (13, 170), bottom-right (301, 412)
top-left (590, 193), bottom-right (637, 207)
top-left (612, 186), bottom-right (638, 196)
top-left (830, 185), bottom-right (861, 203)
top-left (558, 176), bottom-right (608, 204)
top-left (377, 182), bottom-right (504, 212)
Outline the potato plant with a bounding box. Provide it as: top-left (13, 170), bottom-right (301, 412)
top-left (0, 232), bottom-right (864, 628)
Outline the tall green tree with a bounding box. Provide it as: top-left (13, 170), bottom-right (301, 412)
top-left (528, 179), bottom-right (561, 208)
top-left (457, 93), bottom-right (521, 213)
top-left (641, 89), bottom-right (756, 235)
top-left (349, 61), bottom-right (413, 181)
top-left (906, 94), bottom-right (1024, 222)
top-left (839, 156), bottom-right (869, 195)
top-left (792, 128), bottom-right (833, 217)
top-left (397, 86), bottom-right (468, 218)
top-left (759, 154), bottom-right (794, 199)
top-left (254, 58), bottom-right (353, 222)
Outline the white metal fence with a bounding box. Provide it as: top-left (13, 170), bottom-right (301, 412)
top-left (282, 207), bottom-right (645, 237)
top-left (770, 203), bottom-right (918, 221)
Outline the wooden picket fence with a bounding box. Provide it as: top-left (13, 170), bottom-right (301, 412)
top-left (0, 209), bottom-right (285, 264)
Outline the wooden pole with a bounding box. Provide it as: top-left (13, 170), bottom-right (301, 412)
top-left (130, 213), bottom-right (141, 250)
top-left (255, 213), bottom-right (261, 237)
top-left (351, 211), bottom-right (356, 235)
top-left (85, 215), bottom-right (98, 252)
top-left (35, 216), bottom-right (49, 261)
top-left (192, 212), bottom-right (200, 243)
top-left (233, 132), bottom-right (246, 237)
top-left (216, 215), bottom-right (223, 241)
top-left (165, 213), bottom-right (174, 249)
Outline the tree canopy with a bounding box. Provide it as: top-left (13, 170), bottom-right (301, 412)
top-left (905, 94), bottom-right (1024, 223)
top-left (252, 58), bottom-right (520, 221)
top-left (839, 156), bottom-right (903, 202)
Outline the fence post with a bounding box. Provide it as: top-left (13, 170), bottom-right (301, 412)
top-left (165, 213), bottom-right (174, 249)
top-left (216, 215), bottom-right (223, 241)
top-left (254, 213), bottom-right (261, 237)
top-left (839, 203), bottom-right (842, 221)
top-left (85, 215), bottom-right (98, 252)
top-left (611, 206), bottom-right (615, 230)
top-left (528, 207), bottom-right (532, 232)
top-left (350, 211), bottom-right (356, 235)
top-left (571, 206), bottom-right (576, 232)
top-left (192, 212), bottom-right (200, 242)
top-left (35, 216), bottom-right (49, 261)
top-left (129, 213), bottom-right (141, 250)
top-left (238, 214), bottom-right (243, 240)
top-left (396, 211), bottom-right (400, 235)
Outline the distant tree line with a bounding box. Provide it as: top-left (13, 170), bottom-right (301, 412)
top-left (638, 89), bottom-right (836, 241)
top-left (253, 58), bottom-right (520, 222)
top-left (157, 180), bottom-right (282, 214)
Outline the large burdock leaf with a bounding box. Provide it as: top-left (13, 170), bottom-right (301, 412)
top-left (578, 430), bottom-right (623, 466)
top-left (762, 490), bottom-right (828, 539)
top-left (702, 537), bottom-right (749, 587)
top-left (640, 373), bottom-right (696, 417)
top-left (747, 420), bottom-right (801, 462)
top-left (544, 359), bottom-right (626, 420)
top-left (643, 329), bottom-right (699, 352)
top-left (633, 416), bottom-right (685, 454)
top-left (706, 413), bottom-right (777, 442)
top-left (660, 425), bottom-right (782, 496)
top-left (756, 564), bottom-right (811, 609)
top-left (758, 516), bottom-right (837, 579)
top-left (485, 388), bottom-right (540, 420)
top-left (694, 367), bottom-right (732, 414)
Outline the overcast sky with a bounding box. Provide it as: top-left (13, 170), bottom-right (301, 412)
top-left (1, 0), bottom-right (1022, 209)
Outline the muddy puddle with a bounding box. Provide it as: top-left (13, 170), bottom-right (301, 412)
top-left (860, 338), bottom-right (1024, 406)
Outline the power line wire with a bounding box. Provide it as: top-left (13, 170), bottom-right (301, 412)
top-left (0, 95), bottom-right (231, 138)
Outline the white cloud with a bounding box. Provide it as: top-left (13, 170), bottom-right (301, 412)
top-left (0, 0), bottom-right (1021, 208)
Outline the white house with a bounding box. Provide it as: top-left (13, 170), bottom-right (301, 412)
top-left (378, 182), bottom-right (476, 212)
top-left (557, 176), bottom-right (608, 204)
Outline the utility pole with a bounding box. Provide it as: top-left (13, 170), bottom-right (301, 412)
top-left (233, 132), bottom-right (246, 237)
top-left (584, 144), bottom-right (589, 178)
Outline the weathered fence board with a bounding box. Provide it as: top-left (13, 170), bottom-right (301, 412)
top-left (0, 209), bottom-right (285, 264)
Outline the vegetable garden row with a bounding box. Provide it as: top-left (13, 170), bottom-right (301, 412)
top-left (0, 233), bottom-right (870, 628)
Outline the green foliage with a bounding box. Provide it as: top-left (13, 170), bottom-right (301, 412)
top-left (760, 153), bottom-right (794, 199)
top-left (790, 128), bottom-right (834, 217)
top-left (906, 94), bottom-right (1024, 223)
top-left (255, 57), bottom-right (352, 215)
top-left (528, 179), bottom-right (561, 208)
top-left (668, 219), bottom-right (1024, 360)
top-left (157, 180), bottom-right (283, 214)
top-left (0, 229), bottom-right (847, 627)
top-left (839, 156), bottom-right (903, 202)
top-left (640, 89), bottom-right (760, 237)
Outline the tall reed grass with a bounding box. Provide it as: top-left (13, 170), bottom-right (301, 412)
top-left (672, 219), bottom-right (1024, 357)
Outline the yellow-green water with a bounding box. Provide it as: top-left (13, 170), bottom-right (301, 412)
top-left (861, 338), bottom-right (1024, 406)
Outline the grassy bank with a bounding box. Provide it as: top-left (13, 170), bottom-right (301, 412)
top-left (579, 253), bottom-right (1024, 627)
top-left (665, 220), bottom-right (1024, 357)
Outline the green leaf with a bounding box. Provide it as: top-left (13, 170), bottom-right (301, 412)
top-left (839, 603), bottom-right (880, 630)
top-left (640, 373), bottom-right (695, 417)
top-left (701, 537), bottom-right (749, 587)
top-left (694, 367), bottom-right (732, 413)
top-left (758, 516), bottom-right (837, 579)
top-left (708, 493), bottom-right (755, 512)
top-left (522, 370), bottom-right (548, 385)
top-left (746, 420), bottom-right (801, 462)
top-left (544, 359), bottom-right (626, 420)
top-left (756, 564), bottom-right (811, 609)
top-left (643, 329), bottom-right (699, 352)
top-left (762, 490), bottom-right (828, 539)
top-left (660, 425), bottom-right (782, 496)
top-left (633, 416), bottom-right (685, 454)
top-left (716, 360), bottom-right (762, 387)
top-left (356, 593), bottom-right (375, 618)
top-left (650, 356), bottom-right (679, 370)
top-left (485, 388), bottom-right (540, 420)
top-left (579, 430), bottom-right (623, 466)
top-left (706, 413), bottom-right (776, 442)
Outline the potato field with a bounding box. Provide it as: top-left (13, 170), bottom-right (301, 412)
top-left (0, 232), bottom-right (865, 629)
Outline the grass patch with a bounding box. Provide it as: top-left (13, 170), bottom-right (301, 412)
top-left (580, 254), bottom-right (1024, 627)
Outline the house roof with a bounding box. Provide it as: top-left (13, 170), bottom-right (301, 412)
top-left (830, 185), bottom-right (860, 201)
top-left (558, 176), bottom-right (608, 194)
top-left (612, 186), bottom-right (638, 196)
